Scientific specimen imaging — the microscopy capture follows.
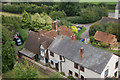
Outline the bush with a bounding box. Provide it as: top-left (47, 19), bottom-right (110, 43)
top-left (60, 72), bottom-right (65, 76)
top-left (67, 76), bottom-right (75, 80)
top-left (92, 42), bottom-right (97, 46)
top-left (52, 67), bottom-right (56, 70)
top-left (101, 42), bottom-right (109, 48)
top-left (90, 36), bottom-right (95, 43)
top-left (69, 26), bottom-right (78, 35)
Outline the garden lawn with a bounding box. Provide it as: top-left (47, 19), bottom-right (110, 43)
top-left (77, 27), bottom-right (86, 37)
top-left (96, 46), bottom-right (120, 56)
top-left (108, 10), bottom-right (115, 13)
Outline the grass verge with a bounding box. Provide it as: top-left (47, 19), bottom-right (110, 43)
top-left (77, 27), bottom-right (86, 37)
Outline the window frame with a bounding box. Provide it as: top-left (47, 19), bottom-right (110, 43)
top-left (69, 70), bottom-right (72, 76)
top-left (74, 63), bottom-right (78, 69)
top-left (80, 66), bottom-right (84, 72)
top-left (114, 71), bottom-right (117, 77)
top-left (50, 51), bottom-right (54, 57)
top-left (104, 69), bottom-right (108, 78)
top-left (51, 60), bottom-right (54, 65)
top-left (115, 61), bottom-right (119, 69)
top-left (75, 72), bottom-right (78, 78)
top-left (60, 55), bottom-right (62, 60)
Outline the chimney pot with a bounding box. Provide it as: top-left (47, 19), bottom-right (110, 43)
top-left (52, 20), bottom-right (57, 31)
top-left (80, 47), bottom-right (84, 58)
top-left (72, 34), bottom-right (76, 40)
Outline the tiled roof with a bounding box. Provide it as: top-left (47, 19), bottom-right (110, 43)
top-left (38, 25), bottom-right (74, 39)
top-left (44, 30), bottom-right (58, 39)
top-left (58, 25), bottom-right (74, 38)
top-left (48, 35), bottom-right (113, 74)
top-left (94, 31), bottom-right (116, 44)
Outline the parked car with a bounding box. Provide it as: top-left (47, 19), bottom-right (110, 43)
top-left (13, 34), bottom-right (23, 46)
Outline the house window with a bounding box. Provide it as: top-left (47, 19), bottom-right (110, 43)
top-left (60, 55), bottom-right (62, 60)
top-left (114, 71), bottom-right (117, 77)
top-left (51, 60), bottom-right (54, 65)
top-left (81, 75), bottom-right (84, 80)
top-left (74, 63), bottom-right (78, 69)
top-left (75, 72), bottom-right (78, 77)
top-left (104, 69), bottom-right (108, 78)
top-left (80, 66), bottom-right (84, 72)
top-left (115, 61), bottom-right (119, 69)
top-left (50, 52), bottom-right (54, 57)
top-left (69, 70), bottom-right (72, 76)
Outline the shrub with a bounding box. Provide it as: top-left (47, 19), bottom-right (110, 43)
top-left (52, 67), bottom-right (56, 70)
top-left (67, 76), bottom-right (75, 80)
top-left (69, 26), bottom-right (78, 35)
top-left (90, 36), bottom-right (95, 43)
top-left (92, 42), bottom-right (97, 46)
top-left (60, 72), bottom-right (65, 76)
top-left (101, 42), bottom-right (109, 48)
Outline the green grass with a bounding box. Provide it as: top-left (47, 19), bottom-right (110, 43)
top-left (0, 12), bottom-right (22, 17)
top-left (96, 46), bottom-right (120, 56)
top-left (77, 27), bottom-right (86, 37)
top-left (89, 2), bottom-right (117, 5)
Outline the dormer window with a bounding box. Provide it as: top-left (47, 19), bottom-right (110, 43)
top-left (50, 52), bottom-right (54, 57)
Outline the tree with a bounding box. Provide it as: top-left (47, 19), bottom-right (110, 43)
top-left (90, 36), bottom-right (95, 43)
top-left (2, 27), bottom-right (16, 73)
top-left (14, 60), bottom-right (39, 79)
top-left (69, 26), bottom-right (78, 35)
top-left (21, 10), bottom-right (31, 29)
top-left (49, 10), bottom-right (66, 20)
top-left (31, 12), bottom-right (52, 31)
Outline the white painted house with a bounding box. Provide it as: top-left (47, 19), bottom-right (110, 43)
top-left (115, 1), bottom-right (120, 19)
top-left (48, 35), bottom-right (119, 79)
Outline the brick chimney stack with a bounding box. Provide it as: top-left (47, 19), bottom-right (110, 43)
top-left (52, 20), bottom-right (57, 31)
top-left (80, 47), bottom-right (84, 58)
top-left (72, 34), bottom-right (76, 40)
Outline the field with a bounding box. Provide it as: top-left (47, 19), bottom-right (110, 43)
top-left (0, 12), bottom-right (22, 17)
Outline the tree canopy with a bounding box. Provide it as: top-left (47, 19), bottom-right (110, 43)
top-left (2, 27), bottom-right (16, 73)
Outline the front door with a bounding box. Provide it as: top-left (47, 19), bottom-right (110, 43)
top-left (55, 63), bottom-right (59, 71)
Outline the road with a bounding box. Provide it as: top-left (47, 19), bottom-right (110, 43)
top-left (73, 23), bottom-right (94, 39)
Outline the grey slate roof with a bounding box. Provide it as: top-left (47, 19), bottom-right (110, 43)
top-left (48, 35), bottom-right (113, 74)
top-left (116, 1), bottom-right (120, 10)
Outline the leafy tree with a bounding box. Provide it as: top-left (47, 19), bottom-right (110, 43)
top-left (69, 26), bottom-right (78, 35)
top-left (2, 27), bottom-right (16, 73)
top-left (14, 60), bottom-right (39, 79)
top-left (21, 10), bottom-right (31, 29)
top-left (49, 10), bottom-right (66, 20)
top-left (31, 12), bottom-right (52, 31)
